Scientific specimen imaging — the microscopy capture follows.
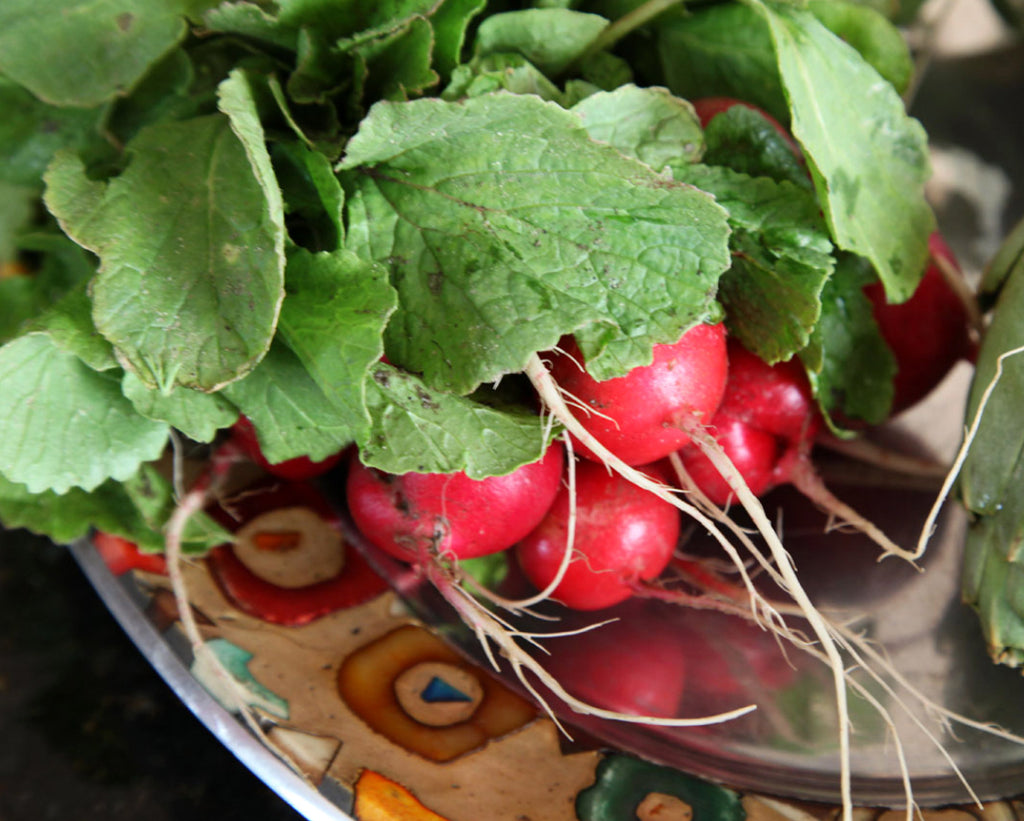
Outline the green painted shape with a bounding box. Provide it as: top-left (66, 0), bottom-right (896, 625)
top-left (192, 638), bottom-right (290, 720)
top-left (576, 754), bottom-right (745, 821)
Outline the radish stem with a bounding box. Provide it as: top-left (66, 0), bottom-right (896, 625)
top-left (163, 442), bottom-right (311, 783)
top-left (421, 548), bottom-right (757, 731)
top-left (816, 433), bottom-right (950, 482)
top-left (784, 453), bottom-right (920, 564)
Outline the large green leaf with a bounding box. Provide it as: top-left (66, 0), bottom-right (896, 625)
top-left (571, 84), bottom-right (704, 171)
top-left (360, 363), bottom-right (554, 478)
top-left (26, 283), bottom-right (119, 372)
top-left (656, 3), bottom-right (788, 123)
top-left (672, 164), bottom-right (832, 364)
top-left (0, 78), bottom-right (104, 188)
top-left (472, 9), bottom-right (608, 77)
top-left (348, 15), bottom-right (439, 102)
top-left (272, 141), bottom-right (346, 252)
top-left (752, 0), bottom-right (933, 303)
top-left (0, 333), bottom-right (169, 494)
top-left (807, 0), bottom-right (913, 95)
top-left (43, 110), bottom-right (285, 392)
top-left (701, 103), bottom-right (811, 190)
top-left (802, 252), bottom-right (895, 425)
top-left (101, 48), bottom-right (199, 148)
top-left (0, 473), bottom-right (152, 547)
top-left (277, 248), bottom-right (397, 443)
top-left (0, 0), bottom-right (202, 108)
top-left (339, 93), bottom-right (730, 394)
top-left (121, 463), bottom-right (232, 550)
top-left (222, 340), bottom-right (355, 464)
top-left (216, 0), bottom-right (483, 104)
top-left (430, 0), bottom-right (488, 78)
top-left (443, 53), bottom-right (566, 103)
top-left (202, 2), bottom-right (300, 50)
top-left (121, 372), bottom-right (238, 443)
top-left (0, 466), bottom-right (229, 551)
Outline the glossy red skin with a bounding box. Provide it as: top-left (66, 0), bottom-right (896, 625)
top-left (692, 96), bottom-right (802, 159)
top-left (543, 602), bottom-right (686, 718)
top-left (346, 442), bottom-right (565, 563)
top-left (231, 415), bottom-right (344, 481)
top-left (677, 417), bottom-right (779, 504)
top-left (864, 232), bottom-right (975, 416)
top-left (675, 620), bottom-right (796, 704)
top-left (205, 480), bottom-right (387, 626)
top-left (547, 323), bottom-right (728, 466)
top-left (714, 341), bottom-right (820, 443)
top-left (515, 461), bottom-right (680, 611)
top-left (93, 531), bottom-right (167, 576)
top-left (678, 341), bottom-right (820, 506)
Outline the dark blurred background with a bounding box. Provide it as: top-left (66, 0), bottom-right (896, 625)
top-left (0, 527), bottom-right (303, 821)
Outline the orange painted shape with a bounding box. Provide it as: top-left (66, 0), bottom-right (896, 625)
top-left (354, 770), bottom-right (452, 821)
top-left (337, 624), bottom-right (536, 762)
top-left (252, 530), bottom-right (303, 552)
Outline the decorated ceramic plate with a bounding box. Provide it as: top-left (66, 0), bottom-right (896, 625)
top-left (67, 355), bottom-right (1024, 821)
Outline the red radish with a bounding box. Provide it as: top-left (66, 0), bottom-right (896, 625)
top-left (545, 323), bottom-right (728, 466)
top-left (676, 341), bottom-right (909, 558)
top-left (864, 232), bottom-right (976, 416)
top-left (231, 415), bottom-right (344, 481)
top-left (94, 531), bottom-right (167, 576)
top-left (679, 416), bottom-right (779, 504)
top-left (542, 601), bottom-right (687, 718)
top-left (678, 341), bottom-right (819, 507)
top-left (346, 442), bottom-right (565, 563)
top-left (692, 96), bottom-right (802, 159)
top-left (672, 617), bottom-right (796, 705)
top-left (516, 460), bottom-right (680, 611)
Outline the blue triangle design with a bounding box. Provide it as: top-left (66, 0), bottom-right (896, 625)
top-left (420, 675), bottom-right (473, 703)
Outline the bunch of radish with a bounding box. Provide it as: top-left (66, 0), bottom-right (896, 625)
top-left (182, 91), bottom-right (983, 791)
top-left (341, 233), bottom-right (976, 616)
top-left (345, 321), bottom-right (725, 614)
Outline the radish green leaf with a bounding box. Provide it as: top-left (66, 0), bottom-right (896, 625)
top-left (121, 372), bottom-right (238, 443)
top-left (671, 164), bottom-right (832, 364)
top-left (752, 0), bottom-right (933, 303)
top-left (340, 93), bottom-right (730, 394)
top-left (43, 110), bottom-right (285, 392)
top-left (0, 0), bottom-right (204, 108)
top-left (361, 363), bottom-right (554, 478)
top-left (472, 9), bottom-right (609, 77)
top-left (571, 84), bottom-right (704, 171)
top-left (277, 248), bottom-right (397, 443)
top-left (222, 340), bottom-right (355, 464)
top-left (803, 252), bottom-right (895, 425)
top-left (27, 284), bottom-right (118, 372)
top-left (0, 334), bottom-right (169, 494)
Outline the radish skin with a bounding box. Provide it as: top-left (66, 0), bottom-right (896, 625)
top-left (679, 341), bottom-right (919, 562)
top-left (545, 323), bottom-right (728, 466)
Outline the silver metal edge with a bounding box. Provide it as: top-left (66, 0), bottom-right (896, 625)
top-left (68, 538), bottom-right (355, 821)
